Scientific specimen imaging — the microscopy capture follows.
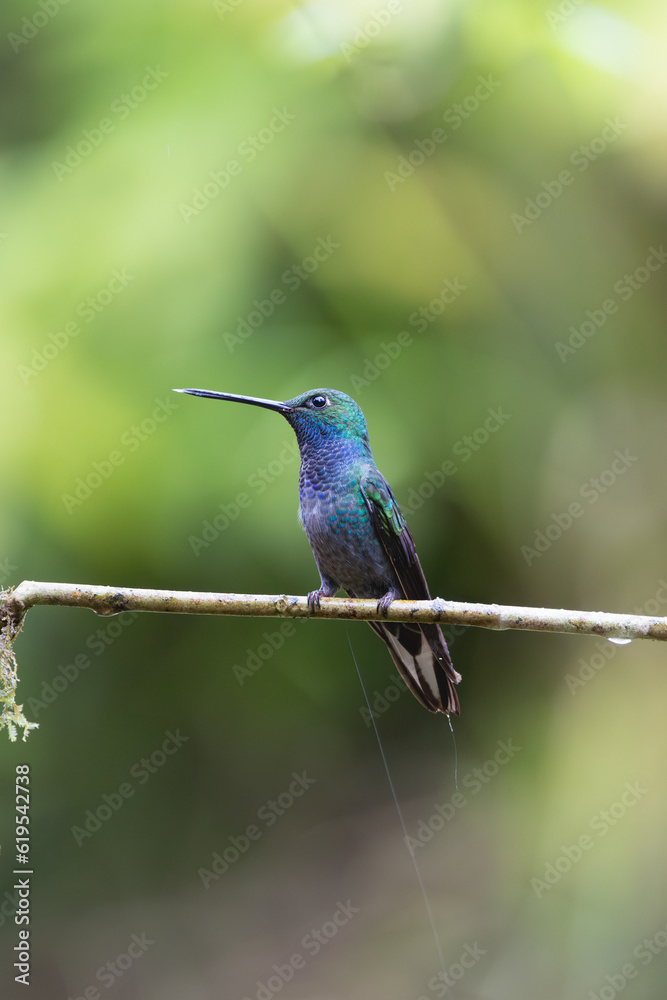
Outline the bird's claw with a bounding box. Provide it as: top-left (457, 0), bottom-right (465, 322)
top-left (377, 593), bottom-right (394, 617)
top-left (307, 589), bottom-right (323, 612)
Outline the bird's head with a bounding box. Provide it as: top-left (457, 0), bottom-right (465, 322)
top-left (174, 386), bottom-right (369, 450)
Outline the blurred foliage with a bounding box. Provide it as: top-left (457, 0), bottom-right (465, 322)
top-left (1, 0), bottom-right (667, 997)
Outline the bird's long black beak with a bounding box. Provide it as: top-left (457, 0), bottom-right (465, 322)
top-left (174, 388), bottom-right (290, 414)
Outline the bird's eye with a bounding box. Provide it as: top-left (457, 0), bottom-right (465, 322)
top-left (311, 394), bottom-right (328, 408)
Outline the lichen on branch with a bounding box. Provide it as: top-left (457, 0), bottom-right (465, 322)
top-left (0, 589), bottom-right (39, 742)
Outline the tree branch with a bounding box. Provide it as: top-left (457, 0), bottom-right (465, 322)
top-left (2, 579), bottom-right (665, 741)
top-left (6, 578), bottom-right (667, 636)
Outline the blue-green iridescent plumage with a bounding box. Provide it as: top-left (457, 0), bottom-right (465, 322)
top-left (280, 390), bottom-right (402, 602)
top-left (175, 385), bottom-right (461, 714)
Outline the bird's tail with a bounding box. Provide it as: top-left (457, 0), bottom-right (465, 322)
top-left (368, 621), bottom-right (461, 715)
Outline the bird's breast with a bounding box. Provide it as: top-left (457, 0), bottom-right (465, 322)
top-left (298, 473), bottom-right (395, 595)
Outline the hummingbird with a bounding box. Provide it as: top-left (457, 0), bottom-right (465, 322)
top-left (175, 386), bottom-right (461, 715)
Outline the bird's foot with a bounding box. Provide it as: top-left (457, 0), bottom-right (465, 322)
top-left (377, 588), bottom-right (401, 617)
top-left (308, 579), bottom-right (339, 612)
top-left (308, 589), bottom-right (325, 612)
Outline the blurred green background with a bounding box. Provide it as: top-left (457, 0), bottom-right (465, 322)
top-left (2, 0), bottom-right (667, 997)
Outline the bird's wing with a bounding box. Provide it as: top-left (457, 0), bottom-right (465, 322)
top-left (359, 469), bottom-right (431, 599)
top-left (360, 468), bottom-right (461, 716)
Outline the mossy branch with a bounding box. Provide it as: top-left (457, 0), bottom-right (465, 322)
top-left (0, 588), bottom-right (38, 742)
top-left (2, 579), bottom-right (666, 740)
